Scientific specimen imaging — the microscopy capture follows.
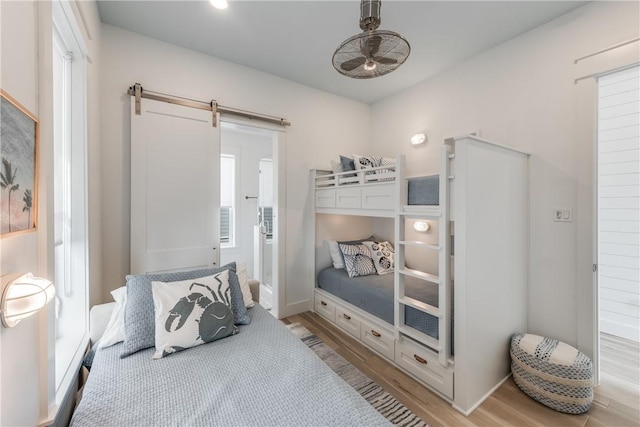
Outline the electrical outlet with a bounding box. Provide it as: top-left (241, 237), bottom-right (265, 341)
top-left (554, 208), bottom-right (573, 222)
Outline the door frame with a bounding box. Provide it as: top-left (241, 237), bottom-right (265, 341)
top-left (220, 116), bottom-right (287, 319)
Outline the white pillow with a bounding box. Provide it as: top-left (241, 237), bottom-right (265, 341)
top-left (98, 286), bottom-right (127, 349)
top-left (362, 241), bottom-right (395, 275)
top-left (327, 240), bottom-right (344, 269)
top-left (330, 159), bottom-right (343, 175)
top-left (151, 270), bottom-right (238, 359)
top-left (237, 262), bottom-right (254, 308)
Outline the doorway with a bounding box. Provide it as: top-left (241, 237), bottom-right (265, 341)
top-left (596, 65), bottom-right (639, 393)
top-left (219, 120), bottom-right (284, 316)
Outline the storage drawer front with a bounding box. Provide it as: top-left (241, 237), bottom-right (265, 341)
top-left (335, 308), bottom-right (361, 338)
top-left (360, 323), bottom-right (394, 360)
top-left (395, 339), bottom-right (453, 399)
top-left (336, 188), bottom-right (362, 209)
top-left (361, 187), bottom-right (394, 210)
top-left (315, 296), bottom-right (336, 323)
top-left (316, 189), bottom-right (336, 208)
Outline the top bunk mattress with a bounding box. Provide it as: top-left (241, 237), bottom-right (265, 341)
top-left (71, 304), bottom-right (389, 427)
top-left (317, 267), bottom-right (444, 340)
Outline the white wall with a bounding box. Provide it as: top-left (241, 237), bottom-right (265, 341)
top-left (0, 0), bottom-right (101, 424)
top-left (370, 1), bottom-right (640, 355)
top-left (99, 25), bottom-right (372, 315)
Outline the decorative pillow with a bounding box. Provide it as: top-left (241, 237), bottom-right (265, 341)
top-left (99, 286), bottom-right (127, 349)
top-left (339, 155), bottom-right (356, 178)
top-left (362, 241), bottom-right (395, 275)
top-left (121, 262), bottom-right (248, 358)
top-left (352, 154), bottom-right (396, 181)
top-left (339, 243), bottom-right (377, 278)
top-left (327, 240), bottom-right (344, 269)
top-left (151, 271), bottom-right (238, 359)
top-left (337, 235), bottom-right (375, 268)
top-left (330, 160), bottom-right (343, 175)
top-left (237, 262), bottom-right (254, 308)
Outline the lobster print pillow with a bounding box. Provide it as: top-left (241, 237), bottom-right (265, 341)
top-left (151, 270), bottom-right (238, 359)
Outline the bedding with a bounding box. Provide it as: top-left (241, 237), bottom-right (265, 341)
top-left (151, 270), bottom-right (238, 359)
top-left (71, 305), bottom-right (389, 426)
top-left (121, 262), bottom-right (248, 358)
top-left (317, 267), bottom-right (453, 345)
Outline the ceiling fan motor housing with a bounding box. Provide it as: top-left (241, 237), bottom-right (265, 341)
top-left (360, 0), bottom-right (382, 31)
top-left (333, 0), bottom-right (410, 79)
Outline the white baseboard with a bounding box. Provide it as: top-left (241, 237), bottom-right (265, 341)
top-left (452, 373), bottom-right (512, 416)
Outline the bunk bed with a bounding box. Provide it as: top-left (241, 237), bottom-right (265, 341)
top-left (310, 136), bottom-right (530, 415)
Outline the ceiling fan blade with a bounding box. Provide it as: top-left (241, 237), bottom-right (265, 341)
top-left (340, 57), bottom-right (367, 71)
top-left (365, 35), bottom-right (382, 56)
top-left (373, 56), bottom-right (398, 65)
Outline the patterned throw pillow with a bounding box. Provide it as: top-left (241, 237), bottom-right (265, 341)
top-left (339, 243), bottom-right (377, 278)
top-left (352, 154), bottom-right (396, 181)
top-left (362, 241), bottom-right (395, 275)
top-left (121, 262), bottom-right (248, 358)
top-left (151, 270), bottom-right (238, 359)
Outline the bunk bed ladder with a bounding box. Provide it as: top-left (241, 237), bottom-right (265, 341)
top-left (394, 148), bottom-right (452, 367)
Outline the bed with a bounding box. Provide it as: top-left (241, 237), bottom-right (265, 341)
top-left (71, 281), bottom-right (390, 426)
top-left (317, 267), bottom-right (453, 349)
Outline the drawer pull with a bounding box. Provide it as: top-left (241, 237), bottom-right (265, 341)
top-left (320, 301), bottom-right (327, 306)
top-left (371, 330), bottom-right (381, 338)
top-left (343, 313), bottom-right (351, 320)
top-left (414, 354), bottom-right (428, 365)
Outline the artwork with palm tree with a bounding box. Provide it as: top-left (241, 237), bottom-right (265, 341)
top-left (0, 91), bottom-right (38, 236)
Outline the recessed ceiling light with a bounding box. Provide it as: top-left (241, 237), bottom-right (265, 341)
top-left (210, 0), bottom-right (228, 10)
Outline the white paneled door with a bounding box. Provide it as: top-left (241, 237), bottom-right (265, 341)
top-left (131, 98), bottom-right (221, 274)
top-left (598, 65), bottom-right (640, 343)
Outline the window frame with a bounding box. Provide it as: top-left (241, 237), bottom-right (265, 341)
top-left (220, 153), bottom-right (237, 248)
top-left (51, 0), bottom-right (90, 408)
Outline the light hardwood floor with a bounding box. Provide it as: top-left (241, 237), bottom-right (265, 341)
top-left (284, 311), bottom-right (640, 427)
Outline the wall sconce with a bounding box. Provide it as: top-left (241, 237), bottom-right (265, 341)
top-left (410, 133), bottom-right (427, 146)
top-left (413, 221), bottom-right (430, 232)
top-left (1, 273), bottom-right (54, 328)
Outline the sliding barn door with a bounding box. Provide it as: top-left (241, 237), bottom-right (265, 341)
top-left (131, 98), bottom-right (220, 274)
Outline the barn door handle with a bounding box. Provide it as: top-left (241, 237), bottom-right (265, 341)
top-left (245, 196), bottom-right (258, 200)
top-left (343, 313), bottom-right (351, 320)
top-left (371, 330), bottom-right (381, 338)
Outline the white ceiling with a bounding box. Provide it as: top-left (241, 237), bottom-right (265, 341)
top-left (97, 1), bottom-right (587, 104)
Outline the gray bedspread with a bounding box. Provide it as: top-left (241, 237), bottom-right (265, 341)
top-left (317, 267), bottom-right (453, 346)
top-left (71, 305), bottom-right (389, 427)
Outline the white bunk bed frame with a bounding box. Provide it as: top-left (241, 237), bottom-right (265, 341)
top-left (311, 135), bottom-right (530, 415)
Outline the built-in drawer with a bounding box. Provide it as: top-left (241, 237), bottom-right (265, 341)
top-left (360, 321), bottom-right (394, 361)
top-left (315, 295), bottom-right (336, 323)
top-left (395, 337), bottom-right (454, 399)
top-left (335, 307), bottom-right (361, 338)
top-left (316, 189), bottom-right (336, 208)
top-left (335, 188), bottom-right (361, 209)
top-left (361, 186), bottom-right (394, 210)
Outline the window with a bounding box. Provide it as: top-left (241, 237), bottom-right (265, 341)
top-left (52, 0), bottom-right (89, 401)
top-left (220, 154), bottom-right (236, 246)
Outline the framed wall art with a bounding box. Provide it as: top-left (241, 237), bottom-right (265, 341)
top-left (0, 90), bottom-right (39, 237)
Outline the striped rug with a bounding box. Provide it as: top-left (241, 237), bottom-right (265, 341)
top-left (287, 323), bottom-right (428, 427)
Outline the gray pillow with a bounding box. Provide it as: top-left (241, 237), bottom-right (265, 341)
top-left (121, 262), bottom-right (249, 358)
top-left (339, 155), bottom-right (356, 178)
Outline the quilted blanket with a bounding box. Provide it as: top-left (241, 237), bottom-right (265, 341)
top-left (71, 305), bottom-right (389, 426)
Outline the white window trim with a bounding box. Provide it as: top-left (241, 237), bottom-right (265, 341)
top-left (50, 0), bottom-right (90, 413)
top-left (220, 153), bottom-right (238, 249)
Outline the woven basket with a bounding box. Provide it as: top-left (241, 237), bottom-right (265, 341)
top-left (510, 333), bottom-right (593, 414)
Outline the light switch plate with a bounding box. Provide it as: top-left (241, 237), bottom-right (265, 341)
top-left (554, 208), bottom-right (572, 222)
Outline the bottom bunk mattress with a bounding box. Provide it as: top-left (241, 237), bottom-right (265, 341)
top-left (317, 267), bottom-right (453, 346)
top-left (71, 304), bottom-right (389, 426)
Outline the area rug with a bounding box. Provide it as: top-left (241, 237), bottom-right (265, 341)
top-left (287, 323), bottom-right (428, 427)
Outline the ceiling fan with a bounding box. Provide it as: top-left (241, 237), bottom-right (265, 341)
top-left (332, 0), bottom-right (411, 79)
